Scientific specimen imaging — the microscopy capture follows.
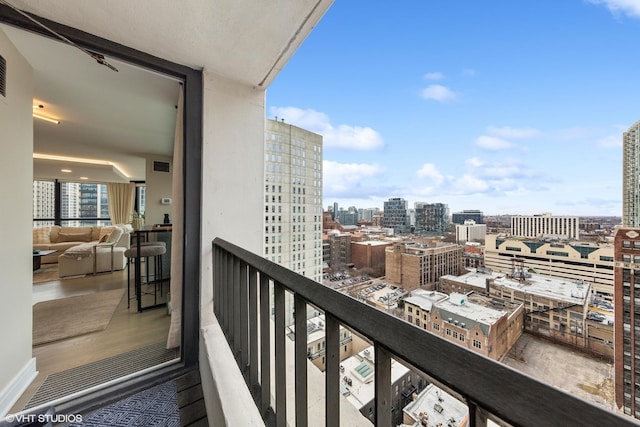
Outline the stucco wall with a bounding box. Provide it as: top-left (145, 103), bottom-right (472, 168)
top-left (0, 28), bottom-right (36, 417)
top-left (200, 71), bottom-right (265, 325)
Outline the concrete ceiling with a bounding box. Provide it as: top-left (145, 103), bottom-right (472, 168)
top-left (0, 0), bottom-right (333, 182)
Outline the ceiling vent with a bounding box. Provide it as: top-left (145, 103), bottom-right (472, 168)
top-left (0, 54), bottom-right (6, 98)
top-left (153, 160), bottom-right (170, 173)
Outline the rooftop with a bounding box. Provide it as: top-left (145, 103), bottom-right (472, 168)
top-left (341, 346), bottom-right (409, 410)
top-left (490, 234), bottom-right (613, 248)
top-left (442, 269), bottom-right (591, 305)
top-left (403, 289), bottom-right (449, 312)
top-left (352, 240), bottom-right (392, 247)
top-left (400, 384), bottom-right (468, 427)
top-left (435, 293), bottom-right (507, 328)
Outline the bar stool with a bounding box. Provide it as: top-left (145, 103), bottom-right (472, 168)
top-left (125, 243), bottom-right (166, 308)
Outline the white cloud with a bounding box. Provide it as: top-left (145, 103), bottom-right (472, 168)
top-left (270, 106), bottom-right (330, 131)
top-left (323, 160), bottom-right (385, 197)
top-left (424, 72), bottom-right (444, 80)
top-left (587, 0), bottom-right (640, 17)
top-left (596, 134), bottom-right (622, 148)
top-left (416, 163), bottom-right (445, 185)
top-left (269, 106), bottom-right (384, 150)
top-left (465, 157), bottom-right (484, 168)
top-left (411, 157), bottom-right (543, 198)
top-left (324, 125), bottom-right (384, 151)
top-left (420, 84), bottom-right (458, 103)
top-left (475, 135), bottom-right (513, 150)
top-left (450, 174), bottom-right (490, 194)
top-left (553, 127), bottom-right (592, 140)
top-left (487, 126), bottom-right (541, 139)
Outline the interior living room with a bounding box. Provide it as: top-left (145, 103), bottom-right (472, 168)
top-left (1, 20), bottom-right (184, 414)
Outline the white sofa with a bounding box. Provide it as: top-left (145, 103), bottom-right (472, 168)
top-left (33, 225), bottom-right (131, 277)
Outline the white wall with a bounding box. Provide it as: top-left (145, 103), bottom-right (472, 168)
top-left (199, 71), bottom-right (266, 425)
top-left (200, 71), bottom-right (265, 326)
top-left (0, 29), bottom-right (37, 416)
top-left (145, 155), bottom-right (173, 226)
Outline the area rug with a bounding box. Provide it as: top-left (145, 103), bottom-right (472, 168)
top-left (67, 380), bottom-right (180, 426)
top-left (24, 342), bottom-right (179, 410)
top-left (33, 265), bottom-right (60, 284)
top-left (32, 288), bottom-right (125, 346)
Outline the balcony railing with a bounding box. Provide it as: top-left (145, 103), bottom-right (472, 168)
top-left (212, 237), bottom-right (636, 427)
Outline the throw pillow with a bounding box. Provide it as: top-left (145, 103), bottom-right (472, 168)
top-left (49, 226), bottom-right (61, 243)
top-left (106, 227), bottom-right (124, 244)
top-left (33, 227), bottom-right (51, 244)
top-left (98, 234), bottom-right (109, 243)
top-left (57, 231), bottom-right (92, 243)
top-left (99, 226), bottom-right (116, 242)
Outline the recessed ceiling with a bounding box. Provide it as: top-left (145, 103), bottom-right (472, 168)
top-left (33, 157), bottom-right (129, 183)
top-left (0, 22), bottom-right (181, 182)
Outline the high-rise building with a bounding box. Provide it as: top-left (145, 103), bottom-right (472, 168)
top-left (325, 230), bottom-right (351, 269)
top-left (452, 209), bottom-right (484, 225)
top-left (511, 213), bottom-right (579, 240)
top-left (455, 219), bottom-right (486, 243)
top-left (624, 120), bottom-right (640, 227)
top-left (385, 241), bottom-right (463, 291)
top-left (33, 180), bottom-right (55, 226)
top-left (614, 227), bottom-right (640, 418)
top-left (415, 202), bottom-right (450, 234)
top-left (358, 207), bottom-right (380, 223)
top-left (337, 206), bottom-right (358, 226)
top-left (382, 197), bottom-right (409, 233)
top-left (264, 119), bottom-right (323, 324)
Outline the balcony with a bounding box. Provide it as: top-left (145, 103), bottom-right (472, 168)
top-left (211, 237), bottom-right (636, 426)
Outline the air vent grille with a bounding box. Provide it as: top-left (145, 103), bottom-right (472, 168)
top-left (0, 54), bottom-right (6, 98)
top-left (153, 160), bottom-right (170, 173)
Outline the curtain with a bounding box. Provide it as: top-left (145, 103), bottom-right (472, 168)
top-left (106, 182), bottom-right (135, 225)
top-left (167, 85), bottom-right (184, 349)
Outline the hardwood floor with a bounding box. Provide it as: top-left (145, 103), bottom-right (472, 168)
top-left (10, 265), bottom-right (173, 413)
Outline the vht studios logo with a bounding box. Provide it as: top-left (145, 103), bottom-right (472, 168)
top-left (3, 413), bottom-right (83, 424)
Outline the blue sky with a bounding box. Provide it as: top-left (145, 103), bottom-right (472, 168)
top-left (266, 0), bottom-right (640, 216)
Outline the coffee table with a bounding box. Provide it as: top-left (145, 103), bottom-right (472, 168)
top-left (33, 250), bottom-right (56, 271)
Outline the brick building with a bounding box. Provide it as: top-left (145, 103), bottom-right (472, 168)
top-left (403, 290), bottom-right (524, 361)
top-left (351, 240), bottom-right (391, 274)
top-left (385, 242), bottom-right (463, 291)
top-left (439, 268), bottom-right (612, 360)
top-left (614, 227), bottom-right (640, 418)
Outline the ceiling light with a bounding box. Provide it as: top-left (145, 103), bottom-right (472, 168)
top-left (33, 153), bottom-right (130, 179)
top-left (61, 169), bottom-right (72, 173)
top-left (35, 153), bottom-right (112, 165)
top-left (33, 113), bottom-right (60, 124)
top-left (80, 177), bottom-right (89, 180)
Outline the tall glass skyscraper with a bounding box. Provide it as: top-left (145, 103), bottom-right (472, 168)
top-left (623, 120), bottom-right (640, 227)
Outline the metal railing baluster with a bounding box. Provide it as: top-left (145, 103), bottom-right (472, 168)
top-left (274, 281), bottom-right (287, 427)
top-left (240, 260), bottom-right (249, 371)
top-left (249, 266), bottom-right (259, 390)
top-left (374, 344), bottom-right (391, 426)
top-left (294, 294), bottom-right (308, 427)
top-left (325, 313), bottom-right (340, 427)
top-left (259, 274), bottom-right (271, 415)
top-left (233, 257), bottom-right (241, 358)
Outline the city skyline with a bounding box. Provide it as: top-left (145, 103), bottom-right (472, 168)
top-left (266, 1), bottom-right (640, 216)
